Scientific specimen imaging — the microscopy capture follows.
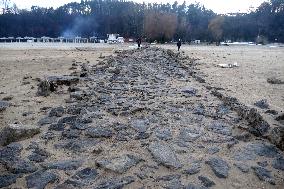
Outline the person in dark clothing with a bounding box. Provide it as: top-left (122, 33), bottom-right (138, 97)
top-left (177, 39), bottom-right (181, 51)
top-left (136, 37), bottom-right (142, 48)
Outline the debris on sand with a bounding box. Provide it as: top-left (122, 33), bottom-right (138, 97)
top-left (267, 77), bottom-right (284, 84)
top-left (217, 62), bottom-right (239, 68)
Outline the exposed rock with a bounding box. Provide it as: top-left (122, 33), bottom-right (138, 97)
top-left (234, 163), bottom-right (250, 173)
top-left (0, 123), bottom-right (40, 146)
top-left (148, 142), bottom-right (182, 169)
top-left (267, 77), bottom-right (284, 84)
top-left (49, 106), bottom-right (65, 117)
top-left (254, 99), bottom-right (269, 109)
top-left (86, 127), bottom-right (113, 138)
top-left (42, 160), bottom-right (83, 170)
top-left (131, 119), bottom-right (149, 132)
top-left (207, 121), bottom-right (232, 136)
top-left (49, 123), bottom-right (65, 131)
top-left (252, 166), bottom-right (275, 185)
top-left (183, 163), bottom-right (201, 175)
top-left (59, 168), bottom-right (98, 188)
top-left (62, 129), bottom-right (81, 139)
top-left (272, 157), bottom-right (284, 171)
top-left (185, 183), bottom-right (209, 189)
top-left (54, 139), bottom-right (99, 152)
top-left (211, 91), bottom-right (270, 137)
top-left (207, 147), bottom-right (220, 155)
top-left (97, 154), bottom-right (142, 173)
top-left (28, 147), bottom-right (50, 163)
top-left (205, 157), bottom-right (230, 178)
top-left (93, 176), bottom-right (135, 189)
top-left (155, 128), bottom-right (173, 141)
top-left (198, 176), bottom-right (215, 187)
top-left (0, 174), bottom-right (19, 188)
top-left (179, 128), bottom-right (202, 142)
top-left (257, 161), bottom-right (268, 167)
top-left (58, 116), bottom-right (78, 124)
top-left (38, 116), bottom-right (57, 126)
top-left (37, 79), bottom-right (55, 97)
top-left (0, 143), bottom-right (23, 163)
top-left (26, 170), bottom-right (58, 189)
top-left (5, 159), bottom-right (38, 174)
top-left (181, 87), bottom-right (197, 96)
top-left (46, 76), bottom-right (79, 86)
top-left (0, 100), bottom-right (10, 111)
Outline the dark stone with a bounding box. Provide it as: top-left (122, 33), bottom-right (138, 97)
top-left (198, 176), bottom-right (215, 187)
top-left (62, 129), bottom-right (81, 139)
top-left (233, 142), bottom-right (280, 161)
top-left (183, 163), bottom-right (201, 175)
top-left (93, 176), bottom-right (135, 189)
top-left (41, 131), bottom-right (55, 140)
top-left (254, 99), bottom-right (269, 109)
top-left (0, 174), bottom-right (19, 188)
top-left (54, 139), bottom-right (99, 152)
top-left (46, 76), bottom-right (79, 86)
top-left (207, 147), bottom-right (220, 155)
top-left (234, 132), bottom-right (251, 142)
top-left (42, 160), bottom-right (83, 170)
top-left (49, 123), bottom-right (65, 131)
top-left (71, 168), bottom-right (98, 181)
top-left (134, 132), bottom-right (150, 140)
top-left (148, 142), bottom-right (182, 169)
top-left (38, 116), bottom-right (57, 126)
top-left (269, 126), bottom-right (284, 150)
top-left (131, 119), bottom-right (149, 132)
top-left (70, 122), bottom-right (88, 130)
top-left (185, 183), bottom-right (208, 189)
top-left (0, 100), bottom-right (9, 111)
top-left (86, 127), bottom-right (113, 138)
top-left (28, 148), bottom-right (50, 163)
top-left (252, 166), bottom-right (275, 185)
top-left (234, 163), bottom-right (250, 173)
top-left (267, 77), bottom-right (284, 84)
top-left (58, 116), bottom-right (77, 124)
top-left (257, 161), bottom-right (268, 167)
top-left (207, 121), bottom-right (232, 136)
top-left (205, 157), bottom-right (229, 178)
top-left (0, 143), bottom-right (22, 163)
top-left (265, 109), bottom-right (278, 115)
top-left (193, 104), bottom-right (205, 115)
top-left (66, 106), bottom-right (82, 115)
top-left (26, 170), bottom-right (57, 189)
top-left (97, 154), bottom-right (142, 173)
top-left (272, 157), bottom-right (284, 171)
top-left (162, 178), bottom-right (183, 189)
top-left (155, 128), bottom-right (172, 141)
top-left (49, 106), bottom-right (65, 117)
top-left (6, 159), bottom-right (38, 174)
top-left (179, 128), bottom-right (202, 142)
top-left (155, 174), bottom-right (181, 181)
top-left (216, 104), bottom-right (229, 115)
top-left (181, 87), bottom-right (197, 96)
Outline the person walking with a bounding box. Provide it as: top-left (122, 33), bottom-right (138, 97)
top-left (137, 37), bottom-right (142, 48)
top-left (177, 39), bottom-right (181, 51)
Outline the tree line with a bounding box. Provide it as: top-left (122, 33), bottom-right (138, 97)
top-left (0, 0), bottom-right (283, 43)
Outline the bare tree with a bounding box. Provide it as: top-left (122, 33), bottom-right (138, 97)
top-left (144, 11), bottom-right (177, 42)
top-left (1, 0), bottom-right (11, 14)
top-left (208, 16), bottom-right (225, 45)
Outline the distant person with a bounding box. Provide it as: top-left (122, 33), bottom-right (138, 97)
top-left (177, 39), bottom-right (181, 51)
top-left (137, 37), bottom-right (142, 48)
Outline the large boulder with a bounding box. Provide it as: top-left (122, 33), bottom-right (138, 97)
top-left (0, 123), bottom-right (40, 146)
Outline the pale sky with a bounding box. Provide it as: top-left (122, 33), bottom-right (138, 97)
top-left (10, 0), bottom-right (267, 14)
